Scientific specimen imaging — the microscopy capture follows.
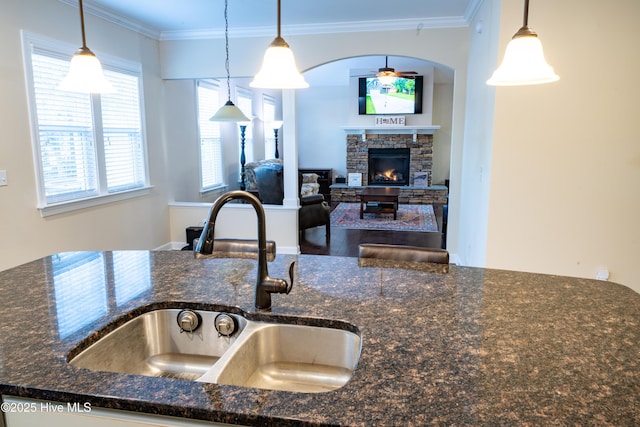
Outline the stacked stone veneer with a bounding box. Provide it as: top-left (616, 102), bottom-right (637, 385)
top-left (331, 133), bottom-right (448, 205)
top-left (346, 133), bottom-right (434, 186)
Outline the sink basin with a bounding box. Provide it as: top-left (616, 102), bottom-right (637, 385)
top-left (69, 308), bottom-right (361, 393)
top-left (69, 309), bottom-right (247, 380)
top-left (202, 322), bottom-right (361, 393)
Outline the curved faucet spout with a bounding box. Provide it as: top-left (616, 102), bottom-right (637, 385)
top-left (194, 190), bottom-right (293, 310)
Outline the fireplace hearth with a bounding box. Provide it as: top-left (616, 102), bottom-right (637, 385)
top-left (368, 148), bottom-right (410, 186)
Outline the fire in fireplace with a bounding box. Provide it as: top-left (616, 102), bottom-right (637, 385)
top-left (368, 148), bottom-right (410, 186)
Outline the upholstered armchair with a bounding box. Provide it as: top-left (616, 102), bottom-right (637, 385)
top-left (299, 193), bottom-right (330, 240)
top-left (251, 163), bottom-right (330, 240)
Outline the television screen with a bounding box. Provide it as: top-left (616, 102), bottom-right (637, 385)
top-left (358, 76), bottom-right (423, 115)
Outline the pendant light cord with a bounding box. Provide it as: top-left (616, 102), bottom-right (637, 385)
top-left (224, 0), bottom-right (231, 101)
top-left (79, 0), bottom-right (88, 49)
top-left (277, 0), bottom-right (281, 39)
top-left (522, 0), bottom-right (530, 27)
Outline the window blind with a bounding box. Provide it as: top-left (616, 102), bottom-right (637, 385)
top-left (196, 82), bottom-right (223, 190)
top-left (32, 53), bottom-right (98, 203)
top-left (101, 69), bottom-right (145, 192)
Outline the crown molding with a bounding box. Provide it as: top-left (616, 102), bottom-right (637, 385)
top-left (464, 0), bottom-right (486, 23)
top-left (161, 16), bottom-right (469, 41)
top-left (58, 0), bottom-right (160, 39)
top-left (59, 0), bottom-right (474, 42)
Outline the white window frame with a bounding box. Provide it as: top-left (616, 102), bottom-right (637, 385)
top-left (22, 31), bottom-right (150, 217)
top-left (196, 79), bottom-right (226, 193)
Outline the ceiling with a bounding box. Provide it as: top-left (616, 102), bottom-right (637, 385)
top-left (71, 0), bottom-right (478, 39)
top-left (64, 0), bottom-right (477, 85)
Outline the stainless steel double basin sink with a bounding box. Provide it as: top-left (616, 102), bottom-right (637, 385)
top-left (68, 308), bottom-right (361, 393)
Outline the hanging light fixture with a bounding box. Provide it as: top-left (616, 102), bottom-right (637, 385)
top-left (210, 0), bottom-right (250, 122)
top-left (58, 0), bottom-right (113, 93)
top-left (487, 0), bottom-right (559, 86)
top-left (376, 56), bottom-right (398, 86)
top-left (250, 0), bottom-right (308, 89)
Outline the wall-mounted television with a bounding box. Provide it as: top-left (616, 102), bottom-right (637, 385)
top-left (358, 76), bottom-right (423, 115)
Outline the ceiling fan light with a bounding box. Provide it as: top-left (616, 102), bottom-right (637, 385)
top-left (250, 38), bottom-right (309, 89)
top-left (210, 100), bottom-right (250, 122)
top-left (377, 72), bottom-right (397, 86)
top-left (58, 47), bottom-right (114, 93)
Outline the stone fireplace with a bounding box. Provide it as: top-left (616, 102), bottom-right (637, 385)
top-left (347, 133), bottom-right (433, 186)
top-left (331, 131), bottom-right (448, 205)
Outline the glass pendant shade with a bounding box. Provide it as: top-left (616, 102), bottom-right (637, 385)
top-left (250, 37), bottom-right (308, 89)
top-left (58, 0), bottom-right (113, 94)
top-left (210, 100), bottom-right (250, 122)
top-left (58, 47), bottom-right (114, 93)
top-left (487, 33), bottom-right (559, 86)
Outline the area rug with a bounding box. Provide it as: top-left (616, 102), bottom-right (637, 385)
top-left (330, 203), bottom-right (438, 232)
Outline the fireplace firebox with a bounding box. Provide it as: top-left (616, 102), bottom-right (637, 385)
top-left (368, 148), bottom-right (410, 186)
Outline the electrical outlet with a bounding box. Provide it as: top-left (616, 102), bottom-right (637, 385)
top-left (596, 269), bottom-right (610, 281)
top-left (0, 170), bottom-right (7, 187)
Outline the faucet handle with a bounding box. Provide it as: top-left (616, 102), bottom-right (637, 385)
top-left (286, 261), bottom-right (295, 294)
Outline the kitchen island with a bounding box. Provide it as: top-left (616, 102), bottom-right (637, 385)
top-left (1, 250), bottom-right (639, 426)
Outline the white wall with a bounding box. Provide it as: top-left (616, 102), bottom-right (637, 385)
top-left (296, 84), bottom-right (349, 174)
top-left (484, 0), bottom-right (640, 292)
top-left (431, 83), bottom-right (455, 185)
top-left (0, 0), bottom-right (170, 272)
top-left (168, 203), bottom-right (299, 254)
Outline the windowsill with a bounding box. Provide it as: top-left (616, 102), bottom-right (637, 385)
top-left (199, 184), bottom-right (228, 198)
top-left (38, 186), bottom-right (154, 217)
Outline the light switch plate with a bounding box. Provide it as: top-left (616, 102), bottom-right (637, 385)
top-left (0, 170), bottom-right (7, 186)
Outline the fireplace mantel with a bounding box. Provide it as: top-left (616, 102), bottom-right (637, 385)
top-left (342, 125), bottom-right (440, 142)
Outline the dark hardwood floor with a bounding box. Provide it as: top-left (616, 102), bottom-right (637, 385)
top-left (300, 204), bottom-right (447, 257)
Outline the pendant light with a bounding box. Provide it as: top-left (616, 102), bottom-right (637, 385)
top-left (210, 0), bottom-right (250, 122)
top-left (58, 0), bottom-right (113, 93)
top-left (376, 56), bottom-right (398, 86)
top-left (487, 0), bottom-right (559, 86)
top-left (250, 0), bottom-right (308, 89)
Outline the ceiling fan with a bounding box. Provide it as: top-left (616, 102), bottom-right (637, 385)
top-left (375, 56), bottom-right (418, 80)
top-left (352, 56), bottom-right (418, 84)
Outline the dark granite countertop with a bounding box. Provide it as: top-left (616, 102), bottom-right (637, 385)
top-left (1, 250), bottom-right (640, 426)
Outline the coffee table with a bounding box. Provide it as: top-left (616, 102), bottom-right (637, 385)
top-left (359, 187), bottom-right (400, 220)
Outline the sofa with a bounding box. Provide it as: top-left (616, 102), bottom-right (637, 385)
top-left (244, 159), bottom-right (320, 198)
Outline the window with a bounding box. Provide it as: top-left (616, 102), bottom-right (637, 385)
top-left (196, 80), bottom-right (224, 191)
top-left (263, 95), bottom-right (277, 158)
top-left (23, 32), bottom-right (149, 216)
